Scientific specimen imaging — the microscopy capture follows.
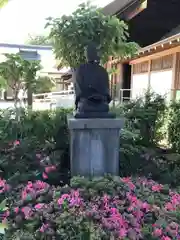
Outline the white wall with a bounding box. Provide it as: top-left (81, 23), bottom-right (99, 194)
top-left (150, 70), bottom-right (172, 100)
top-left (38, 49), bottom-right (56, 72)
top-left (131, 70), bottom-right (173, 101)
top-left (131, 73), bottom-right (149, 99)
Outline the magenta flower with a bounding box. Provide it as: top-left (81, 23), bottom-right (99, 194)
top-left (42, 172), bottom-right (48, 179)
top-left (0, 178), bottom-right (10, 193)
top-left (161, 236), bottom-right (172, 240)
top-left (45, 165), bottom-right (56, 173)
top-left (14, 207), bottom-right (19, 214)
top-left (40, 223), bottom-right (49, 233)
top-left (153, 228), bottom-right (163, 237)
top-left (152, 184), bottom-right (163, 192)
top-left (21, 206), bottom-right (32, 219)
top-left (35, 203), bottom-right (45, 210)
top-left (14, 140), bottom-right (20, 146)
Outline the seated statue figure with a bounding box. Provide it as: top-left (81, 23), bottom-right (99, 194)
top-left (74, 42), bottom-right (115, 118)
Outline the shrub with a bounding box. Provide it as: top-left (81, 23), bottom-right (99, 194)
top-left (0, 108), bottom-right (71, 145)
top-left (0, 139), bottom-right (70, 187)
top-left (114, 92), bottom-right (168, 182)
top-left (168, 100), bottom-right (180, 152)
top-left (3, 176), bottom-right (180, 239)
top-left (0, 108), bottom-right (72, 186)
top-left (115, 92), bottom-right (166, 148)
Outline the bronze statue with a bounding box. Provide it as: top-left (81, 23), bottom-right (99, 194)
top-left (74, 43), bottom-right (115, 118)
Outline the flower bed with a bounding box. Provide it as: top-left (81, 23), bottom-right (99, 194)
top-left (2, 176), bottom-right (180, 239)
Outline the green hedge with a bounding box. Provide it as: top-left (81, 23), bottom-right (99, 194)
top-left (0, 108), bottom-right (72, 186)
top-left (0, 92), bottom-right (180, 187)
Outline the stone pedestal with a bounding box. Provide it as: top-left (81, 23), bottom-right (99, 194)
top-left (68, 118), bottom-right (124, 177)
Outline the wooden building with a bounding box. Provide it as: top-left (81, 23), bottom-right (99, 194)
top-left (130, 32), bottom-right (180, 100)
top-left (103, 0), bottom-right (180, 101)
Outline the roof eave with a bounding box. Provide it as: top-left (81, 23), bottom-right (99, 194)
top-left (102, 0), bottom-right (139, 16)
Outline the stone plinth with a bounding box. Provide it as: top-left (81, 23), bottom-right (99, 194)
top-left (68, 118), bottom-right (124, 177)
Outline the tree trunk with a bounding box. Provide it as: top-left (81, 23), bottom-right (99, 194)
top-left (13, 89), bottom-right (21, 121)
top-left (27, 87), bottom-right (33, 108)
top-left (13, 89), bottom-right (19, 109)
top-left (112, 82), bottom-right (117, 108)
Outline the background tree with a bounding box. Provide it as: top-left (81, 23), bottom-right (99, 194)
top-left (22, 60), bottom-right (42, 107)
top-left (26, 34), bottom-right (52, 46)
top-left (33, 76), bottom-right (55, 94)
top-left (46, 2), bottom-right (139, 68)
top-left (0, 53), bottom-right (41, 108)
top-left (0, 54), bottom-right (24, 108)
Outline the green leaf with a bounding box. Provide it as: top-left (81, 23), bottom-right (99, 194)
top-left (0, 199), bottom-right (7, 211)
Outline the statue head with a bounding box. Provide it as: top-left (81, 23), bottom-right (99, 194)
top-left (85, 42), bottom-right (100, 63)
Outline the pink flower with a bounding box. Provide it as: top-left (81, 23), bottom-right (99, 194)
top-left (0, 178), bottom-right (10, 193)
top-left (42, 172), bottom-right (48, 179)
top-left (153, 228), bottom-right (162, 237)
top-left (21, 181), bottom-right (49, 200)
top-left (21, 207), bottom-right (32, 219)
top-left (58, 194), bottom-right (70, 205)
top-left (119, 228), bottom-right (127, 237)
top-left (45, 165), bottom-right (56, 173)
top-left (128, 182), bottom-right (136, 191)
top-left (40, 223), bottom-right (49, 232)
top-left (161, 236), bottom-right (172, 240)
top-left (165, 202), bottom-right (176, 211)
top-left (4, 211), bottom-right (10, 217)
top-left (14, 140), bottom-right (20, 146)
top-left (14, 207), bottom-right (19, 214)
top-left (152, 184), bottom-right (163, 192)
top-left (121, 177), bottom-right (131, 183)
top-left (142, 202), bottom-right (150, 211)
top-left (35, 204), bottom-right (44, 210)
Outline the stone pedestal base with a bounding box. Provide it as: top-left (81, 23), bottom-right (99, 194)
top-left (68, 118), bottom-right (124, 177)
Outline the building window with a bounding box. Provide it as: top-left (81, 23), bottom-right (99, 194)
top-left (133, 61), bottom-right (148, 74)
top-left (151, 55), bottom-right (173, 71)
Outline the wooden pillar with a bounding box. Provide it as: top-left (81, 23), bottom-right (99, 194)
top-left (147, 59), bottom-right (151, 89)
top-left (130, 64), bottom-right (134, 99)
top-left (172, 52), bottom-right (178, 100)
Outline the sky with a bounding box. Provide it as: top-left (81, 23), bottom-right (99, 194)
top-left (0, 0), bottom-right (113, 44)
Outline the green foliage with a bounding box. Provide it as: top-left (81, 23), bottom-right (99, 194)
top-left (0, 54), bottom-right (25, 97)
top-left (0, 108), bottom-right (71, 186)
top-left (22, 60), bottom-right (42, 90)
top-left (33, 76), bottom-right (55, 94)
top-left (112, 92), bottom-right (180, 185)
top-left (166, 101), bottom-right (180, 183)
top-left (0, 92), bottom-right (180, 188)
top-left (0, 53), bottom-right (41, 107)
top-left (46, 2), bottom-right (139, 68)
top-left (26, 34), bottom-right (52, 46)
top-left (168, 100), bottom-right (180, 152)
top-left (118, 91), bottom-right (166, 147)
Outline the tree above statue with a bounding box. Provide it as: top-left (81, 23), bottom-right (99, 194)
top-left (46, 2), bottom-right (139, 116)
top-left (46, 2), bottom-right (139, 68)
